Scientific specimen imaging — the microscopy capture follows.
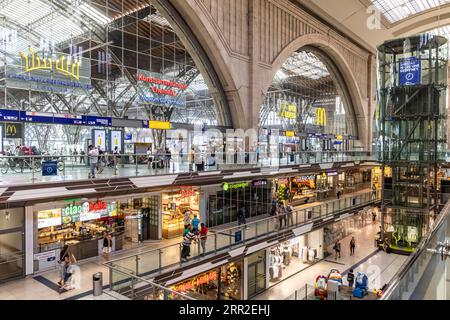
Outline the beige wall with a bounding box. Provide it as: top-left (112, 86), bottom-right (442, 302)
top-left (168, 0), bottom-right (375, 149)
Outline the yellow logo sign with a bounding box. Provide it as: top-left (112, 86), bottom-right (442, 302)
top-left (19, 47), bottom-right (81, 80)
top-left (6, 125), bottom-right (17, 135)
top-left (316, 108), bottom-right (327, 127)
top-left (279, 101), bottom-right (297, 119)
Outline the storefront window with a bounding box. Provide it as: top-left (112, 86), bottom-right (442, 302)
top-left (268, 235), bottom-right (321, 285)
top-left (208, 181), bottom-right (272, 228)
top-left (0, 208), bottom-right (24, 282)
top-left (274, 176), bottom-right (316, 205)
top-left (162, 188), bottom-right (199, 238)
top-left (169, 261), bottom-right (243, 300)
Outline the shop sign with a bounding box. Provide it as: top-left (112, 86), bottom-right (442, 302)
top-left (5, 46), bottom-right (92, 95)
top-left (278, 101), bottom-right (297, 119)
top-left (37, 209), bottom-right (62, 229)
top-left (285, 131), bottom-right (295, 137)
top-left (137, 71), bottom-right (186, 107)
top-left (252, 179), bottom-right (268, 187)
top-left (62, 204), bottom-right (82, 224)
top-left (59, 200), bottom-right (116, 223)
top-left (3, 122), bottom-right (23, 139)
top-left (180, 187), bottom-right (196, 198)
top-left (223, 182), bottom-right (250, 191)
top-left (171, 271), bottom-right (218, 293)
top-left (327, 171), bottom-right (338, 176)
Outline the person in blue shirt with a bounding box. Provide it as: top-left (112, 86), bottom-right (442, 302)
top-left (191, 215), bottom-right (200, 234)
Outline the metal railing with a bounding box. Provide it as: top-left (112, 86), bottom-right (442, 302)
top-left (0, 150), bottom-right (376, 185)
top-left (104, 190), bottom-right (381, 294)
top-left (109, 264), bottom-right (195, 300)
top-left (381, 199), bottom-right (450, 300)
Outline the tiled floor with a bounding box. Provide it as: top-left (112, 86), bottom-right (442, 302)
top-left (0, 189), bottom-right (375, 300)
top-left (252, 222), bottom-right (408, 300)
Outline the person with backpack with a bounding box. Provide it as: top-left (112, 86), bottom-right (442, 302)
top-left (347, 269), bottom-right (355, 288)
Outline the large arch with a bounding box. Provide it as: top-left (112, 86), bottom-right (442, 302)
top-left (265, 33), bottom-right (369, 146)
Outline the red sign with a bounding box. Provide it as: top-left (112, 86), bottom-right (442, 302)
top-left (137, 74), bottom-right (187, 90)
top-left (171, 271), bottom-right (218, 293)
top-left (89, 201), bottom-right (107, 212)
top-left (180, 187), bottom-right (196, 198)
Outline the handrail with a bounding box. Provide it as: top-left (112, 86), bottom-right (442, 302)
top-left (105, 190), bottom-right (378, 267)
top-left (108, 264), bottom-right (195, 300)
top-left (381, 199), bottom-right (450, 300)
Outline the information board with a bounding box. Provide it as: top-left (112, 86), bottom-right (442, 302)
top-left (399, 57), bottom-right (421, 86)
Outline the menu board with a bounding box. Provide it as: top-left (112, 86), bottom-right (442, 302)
top-left (38, 209), bottom-right (62, 229)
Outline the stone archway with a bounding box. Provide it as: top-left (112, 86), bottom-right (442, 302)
top-left (261, 33), bottom-right (370, 147)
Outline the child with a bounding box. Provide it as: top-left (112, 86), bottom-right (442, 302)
top-left (347, 269), bottom-right (355, 288)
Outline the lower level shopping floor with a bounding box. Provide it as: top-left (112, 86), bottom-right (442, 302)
top-left (0, 203), bottom-right (406, 300)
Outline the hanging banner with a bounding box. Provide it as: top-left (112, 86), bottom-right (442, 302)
top-left (399, 57), bottom-right (421, 86)
top-left (5, 46), bottom-right (92, 95)
top-left (137, 70), bottom-right (187, 107)
top-left (278, 101), bottom-right (297, 119)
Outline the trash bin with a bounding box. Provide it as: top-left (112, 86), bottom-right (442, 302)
top-left (93, 272), bottom-right (103, 296)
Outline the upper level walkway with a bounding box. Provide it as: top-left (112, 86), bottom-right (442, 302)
top-left (0, 151), bottom-right (375, 187)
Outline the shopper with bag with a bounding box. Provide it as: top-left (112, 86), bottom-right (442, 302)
top-left (57, 245), bottom-right (70, 286)
top-left (59, 253), bottom-right (77, 293)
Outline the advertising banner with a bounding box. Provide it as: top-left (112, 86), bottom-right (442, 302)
top-left (399, 57), bottom-right (421, 86)
top-left (137, 70), bottom-right (187, 107)
top-left (37, 209), bottom-right (62, 229)
top-left (110, 130), bottom-right (122, 152)
top-left (5, 47), bottom-right (92, 95)
top-left (3, 122), bottom-right (23, 139)
top-left (93, 129), bottom-right (106, 151)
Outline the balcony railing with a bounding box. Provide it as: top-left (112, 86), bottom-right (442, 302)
top-left (381, 199), bottom-right (450, 300)
top-left (0, 150), bottom-right (375, 185)
top-left (104, 190), bottom-right (381, 298)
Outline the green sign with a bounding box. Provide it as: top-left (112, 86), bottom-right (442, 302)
top-left (223, 182), bottom-right (250, 191)
top-left (62, 204), bottom-right (82, 224)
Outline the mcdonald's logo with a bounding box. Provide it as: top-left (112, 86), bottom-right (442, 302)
top-left (4, 123), bottom-right (22, 138)
top-left (6, 125), bottom-right (16, 135)
top-left (316, 108), bottom-right (327, 127)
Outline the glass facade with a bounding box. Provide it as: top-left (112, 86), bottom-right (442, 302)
top-left (259, 49), bottom-right (357, 153)
top-left (207, 181), bottom-right (272, 228)
top-left (0, 0), bottom-right (227, 152)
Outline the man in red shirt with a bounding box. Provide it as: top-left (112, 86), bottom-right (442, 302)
top-left (199, 223), bottom-right (208, 256)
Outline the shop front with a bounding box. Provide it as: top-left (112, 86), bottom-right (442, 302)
top-left (32, 194), bottom-right (160, 272)
top-left (274, 175), bottom-right (316, 206)
top-left (167, 261), bottom-right (243, 300)
top-left (207, 180), bottom-right (272, 228)
top-left (316, 171), bottom-right (338, 200)
top-left (162, 187), bottom-right (200, 239)
top-left (267, 229), bottom-right (323, 287)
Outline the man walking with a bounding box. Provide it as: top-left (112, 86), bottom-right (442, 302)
top-left (88, 145), bottom-right (98, 179)
top-left (237, 205), bottom-right (248, 229)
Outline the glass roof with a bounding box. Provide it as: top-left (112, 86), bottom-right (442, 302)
top-left (427, 25), bottom-right (450, 38)
top-left (0, 0), bottom-right (110, 45)
top-left (281, 51), bottom-right (330, 80)
top-left (371, 0), bottom-right (449, 24)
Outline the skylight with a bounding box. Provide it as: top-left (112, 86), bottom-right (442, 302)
top-left (371, 0), bottom-right (450, 24)
top-left (281, 51), bottom-right (330, 80)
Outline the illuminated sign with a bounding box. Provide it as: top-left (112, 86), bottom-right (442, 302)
top-left (279, 101), bottom-right (297, 119)
top-left (179, 187), bottom-right (197, 198)
top-left (252, 179), bottom-right (268, 187)
top-left (334, 134), bottom-right (343, 145)
top-left (20, 47), bottom-right (81, 80)
top-left (285, 131), bottom-right (295, 137)
top-left (38, 209), bottom-right (62, 229)
top-left (171, 271), bottom-right (218, 293)
top-left (149, 121), bottom-right (171, 130)
top-left (4, 123), bottom-right (22, 139)
top-left (137, 71), bottom-right (187, 107)
top-left (5, 41), bottom-right (92, 95)
top-left (223, 182), bottom-right (250, 191)
top-left (316, 108), bottom-right (327, 127)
